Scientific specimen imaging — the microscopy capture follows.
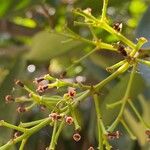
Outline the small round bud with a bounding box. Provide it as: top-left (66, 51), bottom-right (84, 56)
top-left (15, 80), bottom-right (24, 87)
top-left (145, 130), bottom-right (150, 136)
top-left (88, 146), bottom-right (95, 150)
top-left (68, 87), bottom-right (76, 97)
top-left (5, 95), bottom-right (14, 103)
top-left (65, 116), bottom-right (74, 125)
top-left (73, 133), bottom-right (81, 142)
top-left (17, 106), bottom-right (26, 113)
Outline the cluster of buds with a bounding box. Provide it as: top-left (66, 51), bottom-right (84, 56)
top-left (49, 113), bottom-right (63, 121)
top-left (65, 116), bottom-right (74, 125)
top-left (73, 132), bottom-right (81, 142)
top-left (145, 130), bottom-right (150, 142)
top-left (106, 130), bottom-right (122, 140)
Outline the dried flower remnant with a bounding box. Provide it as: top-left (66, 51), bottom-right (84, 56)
top-left (15, 80), bottom-right (24, 87)
top-left (49, 113), bottom-right (63, 121)
top-left (107, 131), bottom-right (122, 140)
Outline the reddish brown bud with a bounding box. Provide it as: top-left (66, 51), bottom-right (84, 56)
top-left (17, 106), bottom-right (26, 113)
top-left (145, 130), bottom-right (150, 142)
top-left (88, 146), bottom-right (95, 150)
top-left (65, 116), bottom-right (74, 125)
top-left (73, 133), bottom-right (81, 142)
top-left (15, 80), bottom-right (24, 87)
top-left (118, 44), bottom-right (127, 57)
top-left (68, 87), bottom-right (76, 97)
top-left (145, 130), bottom-right (150, 136)
top-left (113, 22), bottom-right (122, 32)
top-left (5, 95), bottom-right (14, 103)
top-left (36, 85), bottom-right (49, 93)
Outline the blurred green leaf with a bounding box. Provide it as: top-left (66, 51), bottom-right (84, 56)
top-left (0, 55), bottom-right (26, 146)
top-left (26, 31), bottom-right (84, 62)
top-left (136, 6), bottom-right (150, 49)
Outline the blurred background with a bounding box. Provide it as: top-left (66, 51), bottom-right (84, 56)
top-left (0, 0), bottom-right (150, 149)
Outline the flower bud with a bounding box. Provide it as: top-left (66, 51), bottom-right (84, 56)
top-left (5, 95), bottom-right (14, 103)
top-left (65, 116), bottom-right (74, 125)
top-left (68, 87), bottom-right (76, 97)
top-left (73, 133), bottom-right (81, 142)
top-left (15, 80), bottom-right (24, 87)
top-left (113, 22), bottom-right (123, 32)
top-left (17, 106), bottom-right (26, 113)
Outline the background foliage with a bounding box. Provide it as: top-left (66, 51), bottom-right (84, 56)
top-left (0, 0), bottom-right (150, 149)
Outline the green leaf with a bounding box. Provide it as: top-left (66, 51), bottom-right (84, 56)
top-left (26, 31), bottom-right (84, 62)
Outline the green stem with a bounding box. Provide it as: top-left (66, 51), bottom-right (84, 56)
top-left (93, 94), bottom-right (103, 150)
top-left (0, 120), bottom-right (26, 132)
top-left (54, 120), bottom-right (65, 143)
top-left (93, 94), bottom-right (111, 150)
top-left (128, 99), bottom-right (150, 128)
top-left (100, 22), bottom-right (136, 49)
top-left (106, 100), bottom-right (122, 109)
top-left (19, 138), bottom-right (28, 150)
top-left (101, 0), bottom-right (108, 21)
top-left (71, 108), bottom-right (81, 130)
top-left (108, 66), bottom-right (136, 132)
top-left (49, 121), bottom-right (58, 150)
top-left (19, 118), bottom-right (47, 128)
top-left (95, 70), bottom-right (120, 90)
top-left (66, 47), bottom-right (99, 71)
top-left (120, 119), bottom-right (136, 140)
top-left (106, 60), bottom-right (126, 72)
